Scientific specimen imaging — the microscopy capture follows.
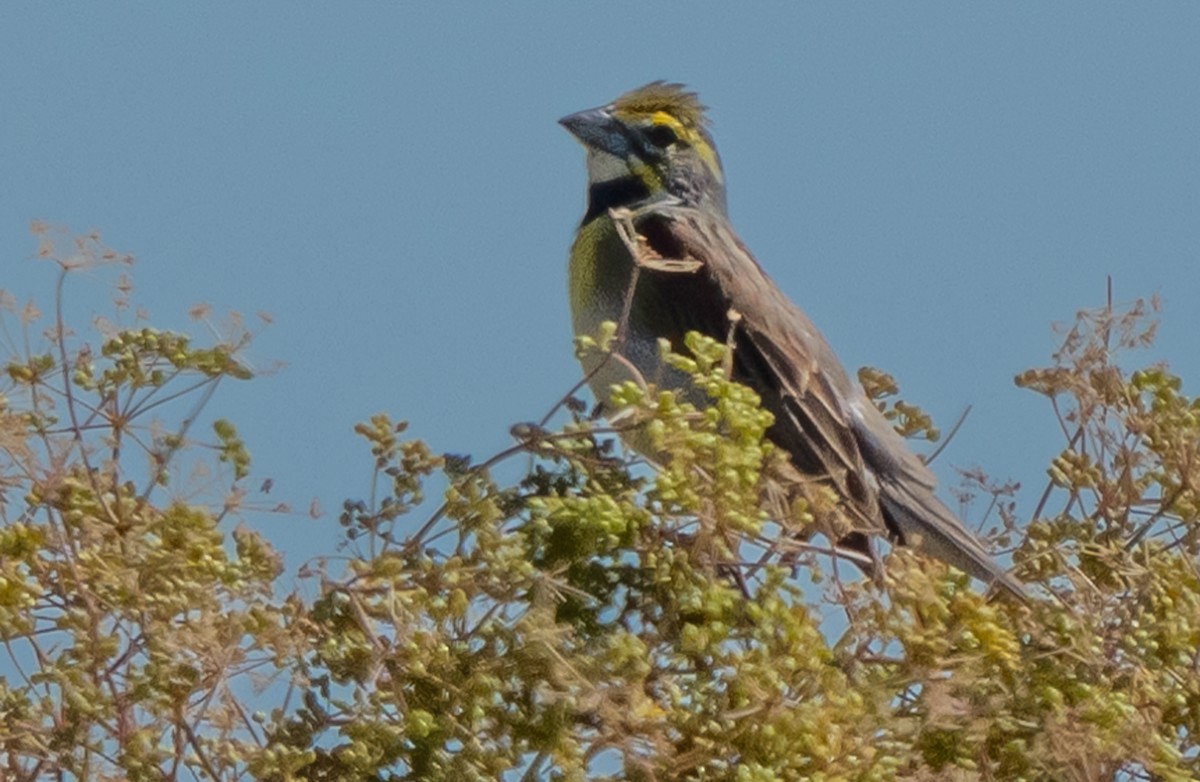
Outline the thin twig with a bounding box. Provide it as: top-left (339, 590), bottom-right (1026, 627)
top-left (924, 404), bottom-right (971, 466)
top-left (136, 376), bottom-right (221, 503)
top-left (1030, 425), bottom-right (1085, 523)
top-left (53, 267), bottom-right (120, 526)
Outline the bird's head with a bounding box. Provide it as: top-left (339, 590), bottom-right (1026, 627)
top-left (560, 82), bottom-right (727, 216)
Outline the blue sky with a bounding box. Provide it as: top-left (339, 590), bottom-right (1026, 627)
top-left (2, 4), bottom-right (1198, 573)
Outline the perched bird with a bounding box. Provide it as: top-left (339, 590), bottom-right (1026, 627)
top-left (561, 81), bottom-right (1026, 599)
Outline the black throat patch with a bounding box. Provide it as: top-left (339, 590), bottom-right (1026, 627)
top-left (583, 176), bottom-right (652, 224)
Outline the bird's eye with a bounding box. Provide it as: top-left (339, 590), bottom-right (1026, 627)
top-left (646, 124), bottom-right (679, 147)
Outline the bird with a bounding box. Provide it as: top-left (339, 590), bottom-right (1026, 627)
top-left (560, 81), bottom-right (1026, 599)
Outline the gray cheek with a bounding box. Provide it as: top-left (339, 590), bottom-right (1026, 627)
top-left (586, 149), bottom-right (632, 183)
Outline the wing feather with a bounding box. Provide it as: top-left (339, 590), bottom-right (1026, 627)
top-left (632, 206), bottom-right (882, 528)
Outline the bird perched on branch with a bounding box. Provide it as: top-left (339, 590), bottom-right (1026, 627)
top-left (560, 81), bottom-right (1026, 599)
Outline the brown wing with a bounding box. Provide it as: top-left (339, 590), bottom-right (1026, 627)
top-left (628, 205), bottom-right (885, 534)
top-left (628, 204), bottom-right (1028, 598)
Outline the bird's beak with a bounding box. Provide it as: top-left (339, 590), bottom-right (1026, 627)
top-left (558, 106), bottom-right (628, 158)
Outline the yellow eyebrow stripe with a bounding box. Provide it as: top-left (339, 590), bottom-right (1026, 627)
top-left (650, 111), bottom-right (686, 133)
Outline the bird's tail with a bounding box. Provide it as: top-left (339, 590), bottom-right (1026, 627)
top-left (879, 480), bottom-right (1028, 601)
